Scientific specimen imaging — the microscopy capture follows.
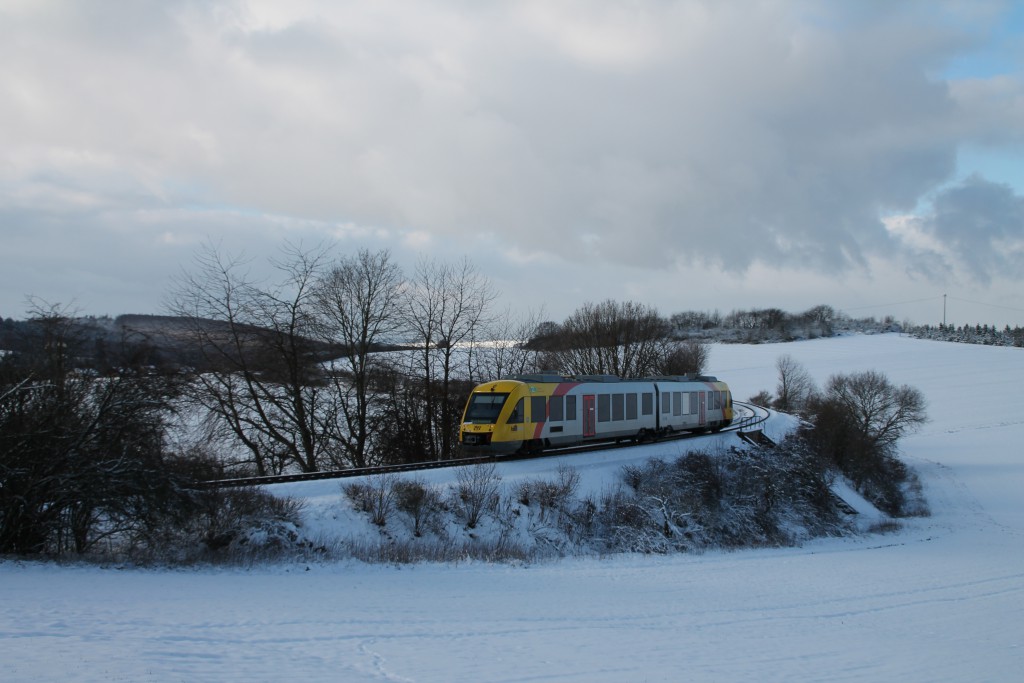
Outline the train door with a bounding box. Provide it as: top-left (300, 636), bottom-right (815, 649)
top-left (698, 390), bottom-right (706, 427)
top-left (583, 394), bottom-right (596, 437)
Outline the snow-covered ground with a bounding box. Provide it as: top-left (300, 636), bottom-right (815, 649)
top-left (2, 333), bottom-right (1022, 682)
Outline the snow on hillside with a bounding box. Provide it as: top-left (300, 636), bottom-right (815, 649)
top-left (2, 333), bottom-right (1022, 682)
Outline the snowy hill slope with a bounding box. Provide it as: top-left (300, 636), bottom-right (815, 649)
top-left (2, 333), bottom-right (1022, 682)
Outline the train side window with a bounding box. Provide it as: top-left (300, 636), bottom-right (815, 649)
top-left (707, 391), bottom-right (714, 410)
top-left (689, 391), bottom-right (698, 415)
top-left (612, 393), bottom-right (624, 421)
top-left (549, 395), bottom-right (564, 422)
top-left (673, 391), bottom-right (682, 417)
top-left (566, 395), bottom-right (577, 421)
top-left (598, 394), bottom-right (611, 422)
top-left (662, 392), bottom-right (671, 414)
top-left (714, 391), bottom-right (722, 410)
top-left (642, 393), bottom-right (653, 416)
top-left (626, 393), bottom-right (637, 420)
top-left (509, 398), bottom-right (525, 424)
top-left (531, 396), bottom-right (547, 423)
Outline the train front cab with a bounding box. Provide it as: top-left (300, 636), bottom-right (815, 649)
top-left (719, 383), bottom-right (734, 429)
top-left (460, 379), bottom-right (557, 454)
top-left (461, 376), bottom-right (590, 454)
top-left (460, 379), bottom-right (514, 453)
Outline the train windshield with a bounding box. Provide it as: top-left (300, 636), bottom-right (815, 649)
top-left (464, 393), bottom-right (510, 424)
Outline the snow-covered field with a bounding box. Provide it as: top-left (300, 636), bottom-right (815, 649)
top-left (2, 334), bottom-right (1022, 682)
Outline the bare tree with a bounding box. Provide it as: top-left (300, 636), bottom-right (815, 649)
top-left (658, 339), bottom-right (710, 376)
top-left (0, 301), bottom-right (187, 555)
top-left (471, 306), bottom-right (545, 381)
top-left (167, 242), bottom-right (339, 474)
top-left (366, 358), bottom-right (436, 464)
top-left (404, 257), bottom-right (496, 459)
top-left (314, 249), bottom-right (404, 467)
top-left (800, 304), bottom-right (838, 337)
top-left (774, 354), bottom-right (814, 413)
top-left (547, 300), bottom-right (670, 377)
top-left (803, 370), bottom-right (927, 514)
top-left (824, 370), bottom-right (927, 454)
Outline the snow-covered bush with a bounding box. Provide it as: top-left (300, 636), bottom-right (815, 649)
top-left (515, 464), bottom-right (580, 521)
top-left (124, 486), bottom-right (311, 565)
top-left (596, 443), bottom-right (846, 554)
top-left (338, 443), bottom-right (862, 564)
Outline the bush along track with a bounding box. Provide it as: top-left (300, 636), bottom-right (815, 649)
top-left (336, 432), bottom-right (895, 564)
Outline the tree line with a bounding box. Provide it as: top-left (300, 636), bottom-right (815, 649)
top-left (912, 322), bottom-right (1024, 347)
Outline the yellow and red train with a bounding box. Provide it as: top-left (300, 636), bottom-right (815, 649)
top-left (459, 374), bottom-right (733, 454)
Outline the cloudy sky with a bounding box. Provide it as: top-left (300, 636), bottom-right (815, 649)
top-left (2, 0), bottom-right (1023, 327)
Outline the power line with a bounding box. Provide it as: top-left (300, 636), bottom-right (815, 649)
top-left (946, 296), bottom-right (1024, 314)
top-left (840, 294), bottom-right (1023, 319)
top-left (841, 295), bottom-right (945, 313)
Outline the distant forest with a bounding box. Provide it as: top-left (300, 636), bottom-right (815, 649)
top-left (2, 305), bottom-right (1021, 372)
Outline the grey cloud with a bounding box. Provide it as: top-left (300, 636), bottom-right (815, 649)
top-left (920, 175), bottom-right (1024, 282)
top-left (0, 1), bottom-right (1022, 316)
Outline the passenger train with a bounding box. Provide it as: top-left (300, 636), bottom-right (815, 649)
top-left (459, 374), bottom-right (733, 455)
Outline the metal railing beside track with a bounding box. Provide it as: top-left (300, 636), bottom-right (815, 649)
top-left (198, 402), bottom-right (774, 489)
top-left (731, 401), bottom-right (772, 431)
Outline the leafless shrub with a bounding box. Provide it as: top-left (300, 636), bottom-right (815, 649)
top-left (451, 463), bottom-right (502, 529)
top-left (394, 477), bottom-right (445, 536)
top-left (515, 480), bottom-right (533, 506)
top-left (343, 473), bottom-right (398, 527)
top-left (515, 465), bottom-right (581, 520)
top-left (562, 494), bottom-right (599, 543)
top-left (620, 464), bottom-right (646, 492)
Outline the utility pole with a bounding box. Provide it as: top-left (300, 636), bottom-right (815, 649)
top-left (943, 293), bottom-right (947, 327)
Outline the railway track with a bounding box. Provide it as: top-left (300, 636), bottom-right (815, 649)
top-left (199, 402), bottom-right (771, 489)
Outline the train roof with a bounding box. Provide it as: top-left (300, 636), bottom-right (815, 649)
top-left (497, 373), bottom-right (722, 384)
top-left (499, 374), bottom-right (570, 383)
